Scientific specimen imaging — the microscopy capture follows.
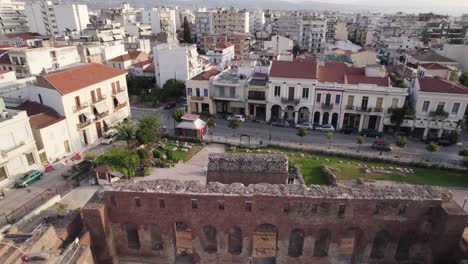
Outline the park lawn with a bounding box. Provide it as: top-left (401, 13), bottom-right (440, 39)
top-left (165, 143), bottom-right (204, 162)
top-left (227, 148), bottom-right (468, 187)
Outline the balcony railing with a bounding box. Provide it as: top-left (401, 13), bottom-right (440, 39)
top-left (190, 96), bottom-right (204, 101)
top-left (91, 95), bottom-right (107, 105)
top-left (373, 107), bottom-right (384, 112)
top-left (345, 105), bottom-right (355, 110)
top-left (429, 110), bottom-right (449, 118)
top-left (77, 120), bottom-right (92, 129)
top-left (281, 97), bottom-right (300, 105)
top-left (112, 89), bottom-right (126, 96)
top-left (72, 102), bottom-right (89, 113)
top-left (321, 103), bottom-right (334, 109)
top-left (248, 95), bottom-right (266, 101)
top-left (95, 111), bottom-right (109, 120)
top-left (114, 102), bottom-right (128, 111)
top-left (356, 107), bottom-right (372, 112)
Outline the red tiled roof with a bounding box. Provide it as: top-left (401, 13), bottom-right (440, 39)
top-left (318, 62), bottom-right (346, 83)
top-left (0, 69), bottom-right (12, 74)
top-left (13, 101), bottom-right (64, 129)
top-left (191, 69), bottom-right (220, 81)
top-left (143, 62), bottom-right (155, 73)
top-left (269, 60), bottom-right (317, 79)
top-left (109, 51), bottom-right (145, 62)
top-left (2, 32), bottom-right (42, 40)
top-left (318, 62), bottom-right (389, 86)
top-left (181, 113), bottom-right (200, 121)
top-left (216, 41), bottom-right (233, 49)
top-left (132, 59), bottom-right (152, 68)
top-left (0, 44), bottom-right (12, 49)
top-left (39, 64), bottom-right (127, 95)
top-left (418, 77), bottom-right (468, 94)
top-left (418, 63), bottom-right (451, 71)
top-left (346, 75), bottom-right (389, 86)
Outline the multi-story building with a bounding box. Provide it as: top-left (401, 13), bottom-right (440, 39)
top-left (249, 9), bottom-right (265, 34)
top-left (0, 32), bottom-right (44, 48)
top-left (417, 63), bottom-right (452, 80)
top-left (246, 72), bottom-right (269, 121)
top-left (211, 8), bottom-right (249, 35)
top-left (193, 9), bottom-right (213, 46)
top-left (0, 0), bottom-right (29, 34)
top-left (122, 36), bottom-right (151, 54)
top-left (0, 98), bottom-right (41, 186)
top-left (263, 34), bottom-right (293, 56)
top-left (107, 51), bottom-right (148, 71)
top-left (186, 69), bottom-right (220, 115)
top-left (441, 44), bottom-right (468, 71)
top-left (299, 17), bottom-right (327, 53)
top-left (205, 42), bottom-right (234, 70)
top-left (140, 8), bottom-right (177, 42)
top-left (76, 41), bottom-right (127, 64)
top-left (153, 43), bottom-right (209, 87)
top-left (25, 0), bottom-right (89, 37)
top-left (211, 69), bottom-right (248, 115)
top-left (230, 34), bottom-right (251, 59)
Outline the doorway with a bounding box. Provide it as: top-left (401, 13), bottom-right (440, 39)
top-left (96, 122), bottom-right (103, 138)
top-left (368, 116), bottom-right (377, 130)
top-left (83, 130), bottom-right (88, 145)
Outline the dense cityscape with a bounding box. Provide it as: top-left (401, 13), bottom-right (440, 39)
top-left (0, 0), bottom-right (467, 263)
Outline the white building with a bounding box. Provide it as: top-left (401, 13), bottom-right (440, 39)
top-left (249, 9), bottom-right (265, 34)
top-left (8, 46), bottom-right (80, 78)
top-left (0, 0), bottom-right (29, 34)
top-left (263, 35), bottom-right (293, 56)
top-left (25, 0), bottom-right (89, 37)
top-left (0, 33), bottom-right (43, 48)
top-left (123, 36), bottom-right (151, 54)
top-left (299, 18), bottom-right (327, 53)
top-left (211, 8), bottom-right (249, 35)
top-left (140, 8), bottom-right (177, 41)
top-left (193, 10), bottom-right (213, 45)
top-left (205, 42), bottom-right (235, 70)
top-left (441, 44), bottom-right (468, 71)
top-left (0, 98), bottom-right (41, 186)
top-left (417, 63), bottom-right (452, 80)
top-left (153, 43), bottom-right (209, 87)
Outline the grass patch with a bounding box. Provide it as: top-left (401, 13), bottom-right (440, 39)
top-left (165, 143), bottom-right (205, 162)
top-left (227, 148), bottom-right (468, 187)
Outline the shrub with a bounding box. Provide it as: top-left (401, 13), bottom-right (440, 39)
top-left (461, 157), bottom-right (468, 168)
top-left (459, 149), bottom-right (468, 157)
top-left (143, 166), bottom-right (151, 176)
top-left (153, 149), bottom-right (164, 158)
top-left (166, 149), bottom-right (177, 161)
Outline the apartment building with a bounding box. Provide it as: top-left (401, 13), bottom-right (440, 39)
top-left (249, 9), bottom-right (265, 34)
top-left (441, 44), bottom-right (468, 71)
top-left (211, 70), bottom-right (248, 115)
top-left (417, 63), bottom-right (451, 80)
top-left (123, 36), bottom-right (151, 54)
top-left (0, 32), bottom-right (43, 48)
top-left (193, 9), bottom-right (213, 46)
top-left (107, 51), bottom-right (148, 70)
top-left (140, 8), bottom-right (177, 41)
top-left (25, 0), bottom-right (89, 37)
top-left (0, 98), bottom-right (41, 186)
top-left (246, 72), bottom-right (269, 121)
top-left (300, 18), bottom-right (327, 53)
top-left (211, 8), bottom-right (249, 35)
top-left (186, 69), bottom-right (220, 115)
top-left (153, 43), bottom-right (209, 87)
top-left (205, 42), bottom-right (234, 70)
top-left (263, 34), bottom-right (293, 56)
top-left (77, 42), bottom-right (126, 64)
top-left (8, 45), bottom-right (80, 77)
top-left (0, 0), bottom-right (29, 34)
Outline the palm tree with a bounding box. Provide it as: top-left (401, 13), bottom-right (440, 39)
top-left (297, 128), bottom-right (308, 145)
top-left (114, 120), bottom-right (137, 146)
top-left (326, 132), bottom-right (333, 149)
top-left (356, 136), bottom-right (365, 153)
top-left (395, 136), bottom-right (408, 158)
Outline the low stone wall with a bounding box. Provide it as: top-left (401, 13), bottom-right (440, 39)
top-left (321, 165), bottom-right (337, 186)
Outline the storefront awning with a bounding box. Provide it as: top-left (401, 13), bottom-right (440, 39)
top-left (230, 101), bottom-right (245, 108)
top-left (115, 93), bottom-right (127, 104)
top-left (84, 113), bottom-right (95, 121)
top-left (94, 101), bottom-right (108, 114)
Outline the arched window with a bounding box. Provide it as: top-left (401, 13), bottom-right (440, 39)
top-left (371, 230), bottom-right (390, 259)
top-left (202, 225), bottom-right (217, 253)
top-left (228, 226), bottom-right (242, 254)
top-left (313, 229), bottom-right (330, 257)
top-left (288, 229), bottom-right (305, 257)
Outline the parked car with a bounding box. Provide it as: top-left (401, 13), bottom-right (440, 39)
top-left (15, 170), bottom-right (43, 188)
top-left (340, 127), bottom-right (355, 135)
top-left (100, 131), bottom-right (119, 145)
top-left (226, 114), bottom-right (245, 122)
top-left (425, 136), bottom-right (453, 146)
top-left (295, 122), bottom-right (313, 130)
top-left (360, 129), bottom-right (383, 138)
top-left (271, 120), bottom-right (290, 128)
top-left (61, 160), bottom-right (93, 179)
top-left (315, 124), bottom-right (335, 132)
top-left (372, 140), bottom-right (393, 151)
top-left (164, 102), bottom-right (176, 109)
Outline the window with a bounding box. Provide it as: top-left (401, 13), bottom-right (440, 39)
top-left (228, 226), bottom-right (242, 254)
top-left (422, 101), bottom-right (430, 112)
top-left (218, 200), bottom-right (224, 210)
top-left (38, 94), bottom-right (43, 104)
top-left (335, 94), bottom-right (341, 104)
top-left (187, 88), bottom-right (192, 96)
top-left (74, 96), bottom-right (81, 108)
top-left (196, 88), bottom-right (200, 97)
top-left (347, 95), bottom-right (354, 107)
top-left (0, 166), bottom-right (7, 181)
top-left (361, 96), bottom-right (369, 110)
top-left (245, 201), bottom-right (252, 212)
top-left (25, 152), bottom-right (35, 166)
top-left (230, 87), bottom-right (235, 98)
top-left (274, 86), bottom-right (281, 96)
top-left (391, 98), bottom-right (399, 109)
top-left (288, 229), bottom-right (305, 257)
top-left (316, 93), bottom-right (321, 103)
top-left (219, 87), bottom-right (225, 97)
top-left (134, 197), bottom-right (141, 207)
top-left (91, 90), bottom-right (96, 103)
top-left (436, 102), bottom-right (445, 112)
top-left (313, 229), bottom-right (330, 257)
top-left (191, 199), bottom-right (198, 209)
top-left (338, 204), bottom-right (346, 217)
top-left (159, 198), bottom-right (165, 208)
top-left (451, 103), bottom-right (460, 115)
top-left (204, 88), bottom-right (208, 97)
top-left (302, 88), bottom-right (309, 98)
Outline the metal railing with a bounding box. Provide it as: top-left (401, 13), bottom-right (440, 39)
top-left (321, 103), bottom-right (334, 109)
top-left (345, 105), bottom-right (355, 110)
top-left (72, 102), bottom-right (89, 113)
top-left (429, 110), bottom-right (449, 118)
top-left (356, 107), bottom-right (372, 112)
top-left (281, 97), bottom-right (300, 105)
top-left (114, 102), bottom-right (128, 110)
top-left (77, 120), bottom-right (92, 129)
top-left (91, 95), bottom-right (107, 105)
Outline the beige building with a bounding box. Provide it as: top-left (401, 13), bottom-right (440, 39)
top-left (186, 69), bottom-right (220, 115)
top-left (211, 8), bottom-right (249, 35)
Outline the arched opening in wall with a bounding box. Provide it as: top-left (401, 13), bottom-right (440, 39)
top-left (202, 225), bottom-right (218, 253)
top-left (125, 223), bottom-right (140, 249)
top-left (228, 226), bottom-right (243, 255)
top-left (338, 228), bottom-right (360, 259)
top-left (331, 113), bottom-right (339, 129)
top-left (371, 230), bottom-right (391, 259)
top-left (298, 107), bottom-right (310, 123)
top-left (288, 228), bottom-right (305, 257)
top-left (313, 229), bottom-right (330, 257)
top-left (175, 222), bottom-right (192, 254)
top-left (253, 224), bottom-right (277, 263)
top-left (313, 111), bottom-right (320, 124)
top-left (285, 105), bottom-right (295, 121)
top-left (322, 112), bottom-right (330, 125)
top-left (150, 224), bottom-right (163, 251)
top-left (395, 231), bottom-right (417, 261)
top-left (271, 105), bottom-right (282, 121)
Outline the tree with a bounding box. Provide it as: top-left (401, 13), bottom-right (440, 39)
top-left (207, 117), bottom-right (216, 128)
top-left (136, 115), bottom-right (161, 145)
top-left (458, 148), bottom-right (468, 157)
top-left (94, 148), bottom-right (140, 178)
top-left (425, 141), bottom-right (440, 161)
top-left (395, 136), bottom-right (408, 158)
top-left (356, 136), bottom-right (365, 153)
top-left (229, 119), bottom-right (241, 136)
top-left (114, 120), bottom-right (137, 146)
top-left (183, 16), bottom-right (192, 43)
top-left (172, 108), bottom-right (185, 122)
top-left (390, 107), bottom-right (414, 128)
top-left (326, 132), bottom-right (333, 149)
top-left (459, 72), bottom-right (468, 86)
top-left (162, 79), bottom-right (186, 100)
top-left (292, 43), bottom-right (300, 57)
top-left (136, 148), bottom-right (152, 166)
top-left (297, 128), bottom-right (308, 144)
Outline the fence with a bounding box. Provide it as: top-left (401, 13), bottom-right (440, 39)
top-left (0, 189), bottom-right (57, 227)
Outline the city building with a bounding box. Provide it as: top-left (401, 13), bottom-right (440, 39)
top-left (407, 50), bottom-right (459, 69)
top-left (417, 63), bottom-right (452, 80)
top-left (0, 32), bottom-right (43, 48)
top-left (186, 68), bottom-right (220, 115)
top-left (153, 43), bottom-right (209, 87)
top-left (205, 42), bottom-right (235, 70)
top-left (107, 51), bottom-right (148, 70)
top-left (193, 9), bottom-right (213, 46)
top-left (25, 0), bottom-right (90, 37)
top-left (122, 36), bottom-right (151, 54)
top-left (249, 9), bottom-right (265, 34)
top-left (211, 69), bottom-right (249, 115)
top-left (0, 0), bottom-right (29, 34)
top-left (299, 18), bottom-right (327, 53)
top-left (129, 59), bottom-right (155, 78)
top-left (77, 42), bottom-right (127, 64)
top-left (246, 72), bottom-right (269, 121)
top-left (211, 8), bottom-right (249, 35)
top-left (263, 34), bottom-right (293, 56)
top-left (441, 44), bottom-right (468, 71)
top-left (0, 98), bottom-right (41, 186)
top-left (140, 8), bottom-right (177, 42)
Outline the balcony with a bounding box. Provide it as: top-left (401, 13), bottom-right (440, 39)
top-left (345, 105), bottom-right (355, 110)
top-left (112, 89), bottom-right (126, 96)
top-left (414, 119), bottom-right (428, 128)
top-left (356, 107), bottom-right (372, 112)
top-left (95, 111), bottom-right (109, 121)
top-left (72, 102), bottom-right (89, 113)
top-left (373, 107), bottom-right (384, 113)
top-left (190, 96), bottom-right (204, 102)
top-left (400, 119), bottom-right (414, 127)
top-left (114, 102), bottom-right (128, 111)
top-left (0, 141), bottom-right (25, 158)
top-left (428, 120), bottom-right (443, 129)
top-left (281, 97), bottom-right (300, 105)
top-left (443, 121), bottom-right (458, 130)
top-left (91, 95), bottom-right (107, 105)
top-left (321, 103), bottom-right (334, 109)
top-left (77, 120), bottom-right (92, 129)
top-left (429, 110), bottom-right (449, 118)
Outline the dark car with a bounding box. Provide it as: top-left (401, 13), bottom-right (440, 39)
top-left (372, 140), bottom-right (392, 151)
top-left (340, 127), bottom-right (355, 135)
top-left (360, 129), bottom-right (383, 138)
top-left (271, 120), bottom-right (290, 128)
top-left (61, 160), bottom-right (93, 179)
top-left (164, 102), bottom-right (176, 109)
top-left (425, 136), bottom-right (453, 146)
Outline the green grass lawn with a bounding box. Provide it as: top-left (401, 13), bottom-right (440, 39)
top-left (165, 143), bottom-right (204, 162)
top-left (227, 148), bottom-right (468, 187)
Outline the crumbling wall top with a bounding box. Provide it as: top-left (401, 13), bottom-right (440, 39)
top-left (207, 153), bottom-right (288, 173)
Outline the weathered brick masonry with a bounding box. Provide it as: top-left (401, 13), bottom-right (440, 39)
top-left (83, 179), bottom-right (467, 264)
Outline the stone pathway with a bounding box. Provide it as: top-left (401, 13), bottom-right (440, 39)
top-left (137, 144), bottom-right (225, 184)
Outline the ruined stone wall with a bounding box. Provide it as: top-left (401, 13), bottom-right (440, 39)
top-left (82, 180), bottom-right (467, 264)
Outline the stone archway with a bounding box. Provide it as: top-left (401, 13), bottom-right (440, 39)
top-left (313, 111), bottom-right (321, 125)
top-left (322, 112), bottom-right (330, 125)
top-left (298, 107), bottom-right (310, 123)
top-left (331, 113), bottom-right (339, 129)
top-left (271, 105), bottom-right (281, 121)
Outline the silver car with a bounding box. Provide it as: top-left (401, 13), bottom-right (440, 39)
top-left (316, 124), bottom-right (335, 132)
top-left (295, 122), bottom-right (313, 130)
